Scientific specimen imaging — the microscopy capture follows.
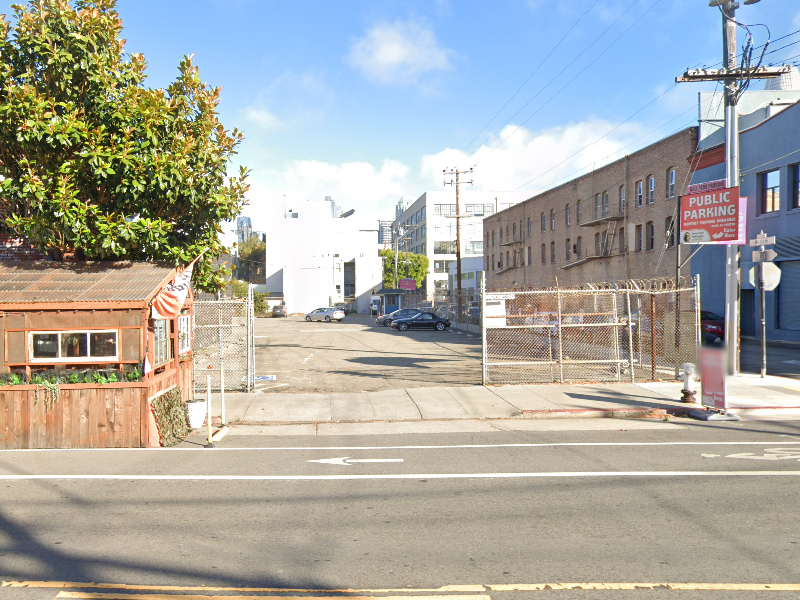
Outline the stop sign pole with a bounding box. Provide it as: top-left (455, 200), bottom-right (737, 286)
top-left (749, 231), bottom-right (777, 378)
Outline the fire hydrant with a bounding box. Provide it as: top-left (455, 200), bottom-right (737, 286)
top-left (681, 363), bottom-right (698, 403)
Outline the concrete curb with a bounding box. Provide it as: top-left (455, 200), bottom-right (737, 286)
top-left (521, 408), bottom-right (683, 420)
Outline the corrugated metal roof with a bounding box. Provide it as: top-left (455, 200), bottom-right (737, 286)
top-left (0, 261), bottom-right (177, 304)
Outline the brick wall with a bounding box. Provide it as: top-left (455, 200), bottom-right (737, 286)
top-left (484, 127), bottom-right (699, 290)
top-left (0, 234), bottom-right (50, 261)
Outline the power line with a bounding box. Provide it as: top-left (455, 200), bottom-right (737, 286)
top-left (474, 0), bottom-right (663, 167)
top-left (461, 0), bottom-right (602, 155)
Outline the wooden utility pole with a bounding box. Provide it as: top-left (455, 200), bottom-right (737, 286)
top-left (443, 167), bottom-right (473, 321)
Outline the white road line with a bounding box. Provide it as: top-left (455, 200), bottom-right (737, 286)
top-left (0, 471), bottom-right (799, 481)
top-left (3, 442), bottom-right (800, 452)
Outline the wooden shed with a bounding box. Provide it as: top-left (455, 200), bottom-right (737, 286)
top-left (0, 261), bottom-right (195, 449)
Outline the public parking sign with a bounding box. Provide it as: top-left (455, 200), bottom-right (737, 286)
top-left (680, 187), bottom-right (746, 244)
top-left (398, 278), bottom-right (417, 291)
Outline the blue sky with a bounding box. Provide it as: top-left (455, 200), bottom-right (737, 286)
top-left (115, 0), bottom-right (800, 237)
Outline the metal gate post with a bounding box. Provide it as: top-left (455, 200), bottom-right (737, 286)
top-left (625, 286), bottom-right (635, 382)
top-left (612, 291), bottom-right (621, 381)
top-left (556, 288), bottom-right (564, 383)
top-left (650, 292), bottom-right (657, 381)
top-left (481, 277), bottom-right (487, 386)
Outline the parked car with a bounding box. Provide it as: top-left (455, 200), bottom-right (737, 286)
top-left (701, 310), bottom-right (725, 345)
top-left (272, 304), bottom-right (287, 317)
top-left (333, 302), bottom-right (349, 315)
top-left (391, 312), bottom-right (451, 332)
top-left (305, 307), bottom-right (345, 322)
top-left (376, 308), bottom-right (424, 327)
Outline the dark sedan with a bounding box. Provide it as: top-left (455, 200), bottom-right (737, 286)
top-left (391, 312), bottom-right (450, 332)
top-left (272, 304), bottom-right (288, 317)
top-left (376, 308), bottom-right (424, 327)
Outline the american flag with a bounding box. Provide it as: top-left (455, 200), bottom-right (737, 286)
top-left (151, 255), bottom-right (202, 319)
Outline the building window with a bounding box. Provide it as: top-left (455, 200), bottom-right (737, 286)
top-left (506, 225), bottom-right (509, 241)
top-left (527, 246), bottom-right (531, 265)
top-left (793, 164), bottom-right (800, 209)
top-left (527, 217), bottom-right (532, 236)
top-left (421, 206), bottom-right (426, 220)
top-left (550, 241), bottom-right (556, 263)
top-left (646, 221), bottom-right (654, 251)
top-left (153, 319), bottom-right (171, 367)
top-left (434, 260), bottom-right (454, 273)
top-left (550, 209), bottom-right (555, 231)
top-left (595, 194), bottom-right (602, 219)
top-left (465, 241), bottom-right (483, 255)
top-left (636, 181), bottom-right (643, 207)
top-left (594, 232), bottom-right (601, 256)
top-left (635, 224), bottom-right (643, 252)
top-left (178, 314), bottom-right (192, 355)
top-left (665, 217), bottom-right (675, 248)
top-left (499, 227), bottom-right (503, 244)
top-left (541, 243), bottom-right (546, 264)
top-left (667, 168), bottom-right (676, 198)
top-left (30, 329), bottom-right (118, 362)
top-left (541, 212), bottom-right (546, 233)
top-left (434, 241), bottom-right (457, 254)
top-left (512, 222), bottom-right (517, 240)
top-left (491, 255), bottom-right (494, 271)
top-left (512, 250), bottom-right (516, 267)
top-left (498, 253), bottom-right (503, 269)
top-left (619, 227), bottom-right (625, 254)
top-left (577, 200), bottom-right (582, 224)
top-left (434, 204), bottom-right (457, 216)
top-left (565, 238), bottom-right (571, 261)
top-left (761, 169), bottom-right (780, 214)
top-left (647, 176), bottom-right (655, 204)
top-left (576, 236), bottom-right (582, 258)
top-left (603, 191), bottom-right (609, 216)
top-left (619, 186), bottom-right (626, 214)
top-left (506, 251), bottom-right (510, 268)
top-left (491, 230), bottom-right (495, 246)
top-left (565, 204), bottom-right (571, 226)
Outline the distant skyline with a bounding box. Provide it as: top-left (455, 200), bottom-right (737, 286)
top-left (115, 0), bottom-right (800, 243)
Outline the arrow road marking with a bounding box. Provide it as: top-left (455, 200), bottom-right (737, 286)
top-left (725, 448), bottom-right (800, 461)
top-left (307, 457), bottom-right (405, 466)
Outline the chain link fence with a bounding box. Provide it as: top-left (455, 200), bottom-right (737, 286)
top-left (482, 278), bottom-right (699, 384)
top-left (193, 285), bottom-right (255, 393)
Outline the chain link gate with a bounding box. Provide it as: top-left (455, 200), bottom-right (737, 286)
top-left (482, 278), bottom-right (700, 385)
top-left (193, 285), bottom-right (255, 394)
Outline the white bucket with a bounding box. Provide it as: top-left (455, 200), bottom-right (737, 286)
top-left (186, 400), bottom-right (207, 429)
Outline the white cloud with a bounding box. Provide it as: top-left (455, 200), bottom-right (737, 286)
top-left (345, 19), bottom-right (454, 86)
top-left (241, 106), bottom-right (283, 130)
top-left (237, 118), bottom-right (672, 237)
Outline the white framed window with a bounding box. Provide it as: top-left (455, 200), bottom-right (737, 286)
top-left (647, 176), bottom-right (655, 204)
top-left (178, 314), bottom-right (192, 354)
top-left (636, 181), bottom-right (643, 207)
top-left (29, 330), bottom-right (118, 362)
top-left (619, 186), bottom-right (626, 213)
top-left (667, 168), bottom-right (676, 198)
top-left (153, 319), bottom-right (171, 367)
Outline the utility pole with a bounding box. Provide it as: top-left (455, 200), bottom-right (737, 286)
top-left (443, 167), bottom-right (474, 321)
top-left (676, 0), bottom-right (790, 376)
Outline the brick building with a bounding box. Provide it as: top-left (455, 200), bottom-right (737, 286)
top-left (484, 127), bottom-right (699, 290)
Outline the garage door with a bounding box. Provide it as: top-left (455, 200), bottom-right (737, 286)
top-left (777, 260), bottom-right (800, 331)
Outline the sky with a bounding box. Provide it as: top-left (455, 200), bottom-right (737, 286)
top-left (113, 0), bottom-right (800, 244)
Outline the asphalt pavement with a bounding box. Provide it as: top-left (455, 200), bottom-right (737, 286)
top-left (741, 338), bottom-right (800, 379)
top-left (2, 420), bottom-right (800, 599)
top-left (254, 315), bottom-right (481, 394)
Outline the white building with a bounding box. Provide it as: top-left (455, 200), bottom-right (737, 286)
top-left (447, 257), bottom-right (484, 295)
top-left (264, 200), bottom-right (383, 314)
top-left (391, 190), bottom-right (529, 295)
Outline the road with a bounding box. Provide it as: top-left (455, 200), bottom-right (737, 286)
top-left (254, 315), bottom-right (481, 393)
top-left (2, 419), bottom-right (800, 599)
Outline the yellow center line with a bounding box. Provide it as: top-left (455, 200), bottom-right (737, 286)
top-left (1, 582), bottom-right (484, 593)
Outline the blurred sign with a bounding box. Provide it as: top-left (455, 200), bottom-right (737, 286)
top-left (699, 346), bottom-right (727, 410)
top-left (748, 231), bottom-right (776, 247)
top-left (680, 187), bottom-right (745, 244)
top-left (748, 262), bottom-right (782, 292)
top-left (485, 292), bottom-right (516, 300)
top-left (751, 249), bottom-right (777, 262)
top-left (687, 178), bottom-right (726, 195)
top-left (398, 278), bottom-right (417, 291)
top-left (484, 299), bottom-right (507, 328)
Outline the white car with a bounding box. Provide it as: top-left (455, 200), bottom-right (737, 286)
top-left (305, 307), bottom-right (345, 322)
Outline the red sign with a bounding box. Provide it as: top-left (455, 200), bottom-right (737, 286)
top-left (680, 186), bottom-right (745, 245)
top-left (699, 347), bottom-right (727, 410)
top-left (398, 278), bottom-right (417, 291)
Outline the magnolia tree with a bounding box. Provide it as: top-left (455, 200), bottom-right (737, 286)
top-left (0, 0), bottom-right (249, 290)
top-left (378, 249), bottom-right (429, 289)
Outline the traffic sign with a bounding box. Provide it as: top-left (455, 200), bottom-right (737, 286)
top-left (749, 231), bottom-right (776, 247)
top-left (752, 249), bottom-right (777, 262)
top-left (748, 262), bottom-right (782, 291)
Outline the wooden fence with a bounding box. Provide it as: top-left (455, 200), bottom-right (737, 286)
top-left (0, 360), bottom-right (194, 449)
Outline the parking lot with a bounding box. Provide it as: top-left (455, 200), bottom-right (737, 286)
top-left (254, 314), bottom-right (482, 393)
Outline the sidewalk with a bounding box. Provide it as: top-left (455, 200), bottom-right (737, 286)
top-left (201, 373), bottom-right (800, 431)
